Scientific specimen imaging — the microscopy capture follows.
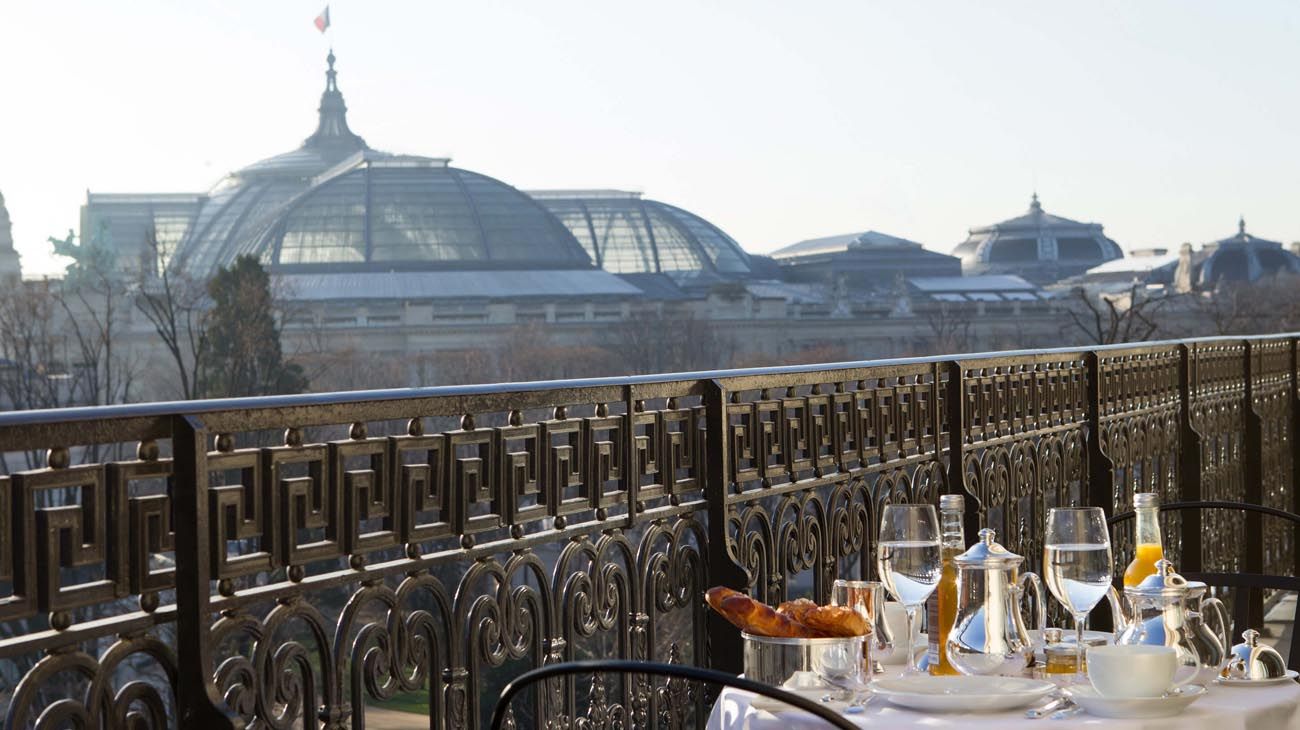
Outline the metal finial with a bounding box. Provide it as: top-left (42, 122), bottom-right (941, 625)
top-left (1029, 192), bottom-right (1042, 214)
top-left (325, 49), bottom-right (338, 91)
top-left (1239, 215), bottom-right (1246, 236)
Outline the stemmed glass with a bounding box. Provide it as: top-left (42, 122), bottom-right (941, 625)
top-left (1043, 507), bottom-right (1113, 682)
top-left (876, 504), bottom-right (943, 675)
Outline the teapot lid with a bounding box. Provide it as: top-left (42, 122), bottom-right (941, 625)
top-left (953, 528), bottom-right (1024, 567)
top-left (1126, 559), bottom-right (1188, 598)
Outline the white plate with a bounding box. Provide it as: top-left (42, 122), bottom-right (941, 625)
top-left (1066, 684), bottom-right (1206, 719)
top-left (869, 675), bottom-right (1055, 712)
top-left (1215, 669), bottom-right (1300, 686)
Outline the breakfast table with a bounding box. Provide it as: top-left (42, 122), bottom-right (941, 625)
top-left (706, 679), bottom-right (1300, 728)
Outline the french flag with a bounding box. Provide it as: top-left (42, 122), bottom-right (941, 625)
top-left (314, 6), bottom-right (330, 34)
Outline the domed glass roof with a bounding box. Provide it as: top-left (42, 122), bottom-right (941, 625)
top-left (1186, 218), bottom-right (1300, 289)
top-left (952, 194), bottom-right (1122, 284)
top-left (172, 53), bottom-right (592, 278)
top-left (529, 191), bottom-right (753, 276)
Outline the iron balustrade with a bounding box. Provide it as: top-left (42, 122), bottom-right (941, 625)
top-left (0, 334), bottom-right (1295, 729)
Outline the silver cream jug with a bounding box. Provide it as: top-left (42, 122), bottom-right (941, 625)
top-left (1114, 559), bottom-right (1202, 686)
top-left (945, 528), bottom-right (1046, 675)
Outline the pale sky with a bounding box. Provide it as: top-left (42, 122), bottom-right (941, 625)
top-left (3, 1), bottom-right (1299, 277)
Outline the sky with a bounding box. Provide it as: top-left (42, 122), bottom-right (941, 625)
top-left (2, 1), bottom-right (1300, 277)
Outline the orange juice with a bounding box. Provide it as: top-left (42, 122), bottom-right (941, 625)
top-left (1124, 542), bottom-right (1164, 587)
top-left (929, 545), bottom-right (962, 674)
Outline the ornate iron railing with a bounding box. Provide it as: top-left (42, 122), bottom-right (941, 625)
top-left (0, 335), bottom-right (1296, 729)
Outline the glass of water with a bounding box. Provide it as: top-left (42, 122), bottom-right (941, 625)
top-left (1044, 507), bottom-right (1113, 682)
top-left (831, 579), bottom-right (891, 674)
top-left (876, 504), bottom-right (942, 675)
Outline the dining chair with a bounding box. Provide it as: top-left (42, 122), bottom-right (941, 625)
top-left (490, 658), bottom-right (861, 730)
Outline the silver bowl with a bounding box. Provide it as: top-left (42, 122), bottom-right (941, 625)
top-left (742, 632), bottom-right (867, 687)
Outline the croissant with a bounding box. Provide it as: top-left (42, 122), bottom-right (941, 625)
top-left (705, 587), bottom-right (813, 638)
top-left (799, 605), bottom-right (871, 638)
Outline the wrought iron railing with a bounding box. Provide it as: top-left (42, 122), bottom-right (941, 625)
top-left (0, 335), bottom-right (1296, 729)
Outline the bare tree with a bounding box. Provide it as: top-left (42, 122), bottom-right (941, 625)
top-left (0, 280), bottom-right (78, 471)
top-left (1182, 274), bottom-right (1300, 336)
top-left (134, 229), bottom-right (210, 399)
top-left (922, 301), bottom-right (976, 354)
top-left (1062, 284), bottom-right (1178, 346)
top-left (602, 309), bottom-right (732, 374)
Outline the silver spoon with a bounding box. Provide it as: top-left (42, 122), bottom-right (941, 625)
top-left (1025, 696), bottom-right (1069, 719)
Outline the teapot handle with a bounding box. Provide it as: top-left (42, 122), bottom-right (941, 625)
top-left (1018, 571), bottom-right (1047, 635)
top-left (1201, 595), bottom-right (1231, 658)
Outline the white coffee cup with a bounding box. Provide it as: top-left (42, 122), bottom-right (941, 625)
top-left (1086, 644), bottom-right (1176, 698)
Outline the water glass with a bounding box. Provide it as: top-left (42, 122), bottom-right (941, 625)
top-left (1044, 506), bottom-right (1113, 682)
top-left (831, 579), bottom-right (892, 672)
top-left (876, 504), bottom-right (942, 675)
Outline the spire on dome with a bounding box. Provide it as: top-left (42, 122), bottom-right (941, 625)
top-left (303, 49), bottom-right (367, 154)
top-left (1029, 192), bottom-right (1042, 215)
top-left (1238, 215), bottom-right (1247, 237)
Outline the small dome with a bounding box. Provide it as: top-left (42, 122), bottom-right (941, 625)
top-left (529, 191), bottom-right (753, 279)
top-left (953, 194), bottom-right (1123, 285)
top-left (1184, 218), bottom-right (1300, 289)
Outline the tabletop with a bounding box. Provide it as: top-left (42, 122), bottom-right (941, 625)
top-left (707, 680), bottom-right (1300, 729)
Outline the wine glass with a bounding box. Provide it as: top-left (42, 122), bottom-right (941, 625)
top-left (876, 504), bottom-right (943, 675)
top-left (1043, 507), bottom-right (1113, 682)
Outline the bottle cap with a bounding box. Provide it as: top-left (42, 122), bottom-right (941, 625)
top-left (939, 494), bottom-right (965, 511)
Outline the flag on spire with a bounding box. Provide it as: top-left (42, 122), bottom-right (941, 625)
top-left (314, 6), bottom-right (330, 33)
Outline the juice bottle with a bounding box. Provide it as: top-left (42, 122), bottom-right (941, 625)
top-left (928, 494), bottom-right (966, 675)
top-left (1123, 492), bottom-right (1164, 587)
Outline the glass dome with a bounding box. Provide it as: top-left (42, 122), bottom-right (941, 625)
top-left (172, 53), bottom-right (593, 278)
top-left (953, 194), bottom-right (1122, 284)
top-left (530, 191), bottom-right (753, 276)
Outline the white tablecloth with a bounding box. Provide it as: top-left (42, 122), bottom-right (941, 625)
top-left (708, 680), bottom-right (1300, 729)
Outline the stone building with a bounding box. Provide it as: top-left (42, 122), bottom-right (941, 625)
top-left (769, 230), bottom-right (961, 292)
top-left (0, 191), bottom-right (21, 282)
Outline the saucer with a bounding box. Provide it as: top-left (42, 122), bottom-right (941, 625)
top-left (1065, 684), bottom-right (1206, 719)
top-left (870, 675), bottom-right (1055, 712)
top-left (1215, 669), bottom-right (1300, 686)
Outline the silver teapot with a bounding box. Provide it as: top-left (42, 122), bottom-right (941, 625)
top-left (1183, 580), bottom-right (1230, 682)
top-left (945, 528), bottom-right (1046, 675)
top-left (1114, 559), bottom-right (1204, 686)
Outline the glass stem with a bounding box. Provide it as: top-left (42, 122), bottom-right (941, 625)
top-left (1075, 614), bottom-right (1086, 681)
top-left (905, 604), bottom-right (919, 674)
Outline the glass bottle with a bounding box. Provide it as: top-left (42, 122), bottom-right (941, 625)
top-left (927, 493), bottom-right (967, 675)
top-left (1122, 492), bottom-right (1164, 587)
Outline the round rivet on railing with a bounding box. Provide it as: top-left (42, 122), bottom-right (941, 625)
top-left (508, 410), bottom-right (523, 426)
top-left (407, 418), bottom-right (424, 437)
top-left (554, 515), bottom-right (567, 530)
top-left (596, 507), bottom-right (608, 521)
top-left (510, 524), bottom-right (525, 539)
top-left (47, 447), bottom-right (69, 470)
top-left (811, 384), bottom-right (822, 395)
top-left (217, 579), bottom-right (235, 597)
top-left (554, 405), bottom-right (567, 420)
top-left (635, 500), bottom-right (647, 513)
top-left (835, 382), bottom-right (845, 393)
top-left (288, 565), bottom-right (305, 583)
top-left (349, 422), bottom-right (367, 440)
top-left (670, 494), bottom-right (681, 506)
top-left (460, 534), bottom-right (475, 549)
top-left (214, 433), bottom-right (234, 452)
top-left (406, 544), bottom-right (422, 559)
top-left (49, 611), bottom-right (71, 631)
top-left (139, 592), bottom-right (159, 613)
top-left (730, 392), bottom-right (740, 403)
top-left (137, 440), bottom-right (159, 461)
top-left (786, 386), bottom-right (796, 397)
top-left (634, 400), bottom-right (645, 413)
top-left (284, 428), bottom-right (303, 448)
top-left (349, 554), bottom-right (366, 570)
top-left (595, 403), bottom-right (608, 417)
top-left (666, 397), bottom-right (677, 410)
top-left (460, 414), bottom-right (476, 431)
top-left (760, 389), bottom-right (770, 400)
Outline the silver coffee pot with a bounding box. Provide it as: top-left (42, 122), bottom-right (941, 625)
top-left (1114, 559), bottom-right (1203, 686)
top-left (945, 528), bottom-right (1046, 675)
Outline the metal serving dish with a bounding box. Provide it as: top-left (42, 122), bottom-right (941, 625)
top-left (742, 632), bottom-right (867, 687)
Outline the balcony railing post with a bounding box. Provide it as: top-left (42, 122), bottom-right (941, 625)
top-left (1243, 339), bottom-right (1266, 629)
top-left (1292, 336), bottom-right (1300, 580)
top-left (172, 414), bottom-right (242, 729)
top-left (944, 361), bottom-right (980, 540)
top-left (1177, 344), bottom-right (1204, 573)
top-left (704, 378), bottom-right (745, 674)
top-left (1085, 350), bottom-right (1115, 513)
